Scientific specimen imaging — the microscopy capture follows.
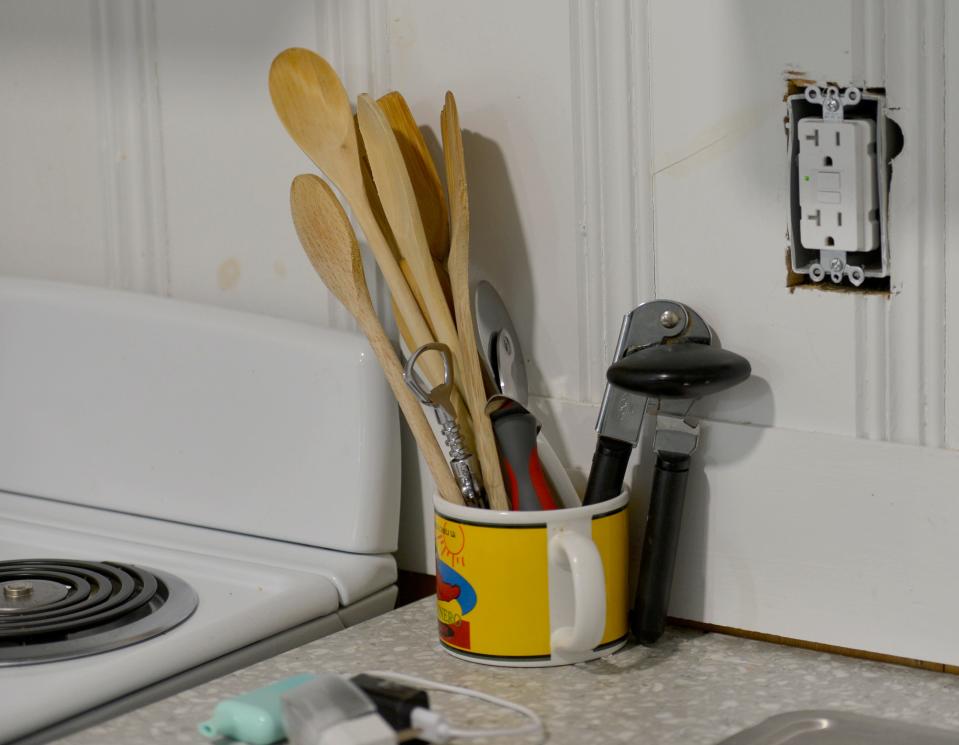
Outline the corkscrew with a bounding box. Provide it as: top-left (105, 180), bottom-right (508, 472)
top-left (403, 343), bottom-right (486, 509)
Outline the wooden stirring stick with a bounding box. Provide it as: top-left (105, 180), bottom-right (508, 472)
top-left (442, 92), bottom-right (510, 511)
top-left (290, 174), bottom-right (463, 505)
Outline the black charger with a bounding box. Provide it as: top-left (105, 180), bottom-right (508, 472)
top-left (351, 674), bottom-right (430, 744)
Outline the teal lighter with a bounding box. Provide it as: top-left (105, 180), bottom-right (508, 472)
top-left (198, 673), bottom-right (317, 745)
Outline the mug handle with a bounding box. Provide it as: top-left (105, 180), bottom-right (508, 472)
top-left (548, 530), bottom-right (606, 653)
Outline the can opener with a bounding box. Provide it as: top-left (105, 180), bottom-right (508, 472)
top-left (582, 300), bottom-right (751, 643)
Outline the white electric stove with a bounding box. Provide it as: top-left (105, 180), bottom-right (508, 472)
top-left (0, 279), bottom-right (402, 744)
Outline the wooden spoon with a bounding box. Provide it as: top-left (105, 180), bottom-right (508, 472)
top-left (290, 173), bottom-right (462, 505)
top-left (268, 48), bottom-right (448, 405)
top-left (441, 92), bottom-right (509, 511)
top-left (377, 91), bottom-right (450, 262)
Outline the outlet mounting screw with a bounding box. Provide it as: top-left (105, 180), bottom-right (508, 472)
top-left (825, 97), bottom-right (840, 113)
top-left (830, 258), bottom-right (844, 272)
top-left (660, 309), bottom-right (681, 329)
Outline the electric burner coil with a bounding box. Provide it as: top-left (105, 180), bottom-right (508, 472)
top-left (0, 559), bottom-right (198, 666)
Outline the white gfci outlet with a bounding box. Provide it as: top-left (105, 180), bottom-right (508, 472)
top-left (797, 118), bottom-right (878, 252)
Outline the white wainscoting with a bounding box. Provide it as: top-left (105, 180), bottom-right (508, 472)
top-left (1, 0), bottom-right (957, 663)
top-left (533, 394), bottom-right (959, 666)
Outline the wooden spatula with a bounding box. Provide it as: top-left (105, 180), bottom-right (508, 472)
top-left (377, 91), bottom-right (450, 262)
top-left (353, 107), bottom-right (472, 451)
top-left (355, 94), bottom-right (469, 408)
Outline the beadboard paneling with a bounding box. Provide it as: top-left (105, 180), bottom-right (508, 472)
top-left (92, 0), bottom-right (170, 295)
top-left (0, 1), bottom-right (107, 285)
top-left (946, 2), bottom-right (959, 448)
top-left (153, 0), bottom-right (333, 325)
top-left (850, 0), bottom-right (889, 443)
top-left (883, 0), bottom-right (947, 448)
top-left (569, 0), bottom-right (655, 402)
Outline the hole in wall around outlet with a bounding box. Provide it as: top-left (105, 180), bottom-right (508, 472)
top-left (784, 78), bottom-right (896, 295)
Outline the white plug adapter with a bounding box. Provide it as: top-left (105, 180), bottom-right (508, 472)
top-left (317, 713), bottom-right (396, 745)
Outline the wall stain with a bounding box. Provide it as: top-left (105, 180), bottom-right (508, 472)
top-left (217, 258), bottom-right (241, 290)
top-left (274, 259), bottom-right (287, 279)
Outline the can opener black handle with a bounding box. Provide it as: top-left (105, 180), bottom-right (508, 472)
top-left (581, 301), bottom-right (750, 645)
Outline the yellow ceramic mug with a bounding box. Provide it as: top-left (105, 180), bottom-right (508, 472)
top-left (433, 490), bottom-right (629, 666)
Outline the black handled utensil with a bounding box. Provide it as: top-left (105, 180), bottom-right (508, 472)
top-left (608, 342), bottom-right (750, 644)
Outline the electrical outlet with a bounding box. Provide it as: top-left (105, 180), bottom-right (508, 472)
top-left (797, 118), bottom-right (878, 253)
top-left (786, 85), bottom-right (897, 289)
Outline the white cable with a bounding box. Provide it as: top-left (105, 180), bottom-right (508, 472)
top-left (363, 671), bottom-right (545, 744)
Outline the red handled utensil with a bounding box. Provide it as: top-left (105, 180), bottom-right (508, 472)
top-left (485, 395), bottom-right (559, 511)
top-left (474, 282), bottom-right (560, 511)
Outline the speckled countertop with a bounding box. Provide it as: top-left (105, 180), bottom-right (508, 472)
top-left (58, 598), bottom-right (959, 745)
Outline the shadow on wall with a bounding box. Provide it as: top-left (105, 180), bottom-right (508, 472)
top-left (666, 375), bottom-right (774, 622)
top-left (614, 375), bottom-right (773, 622)
top-left (694, 372), bottom-right (775, 428)
top-left (419, 108), bottom-right (774, 623)
top-left (420, 124), bottom-right (540, 388)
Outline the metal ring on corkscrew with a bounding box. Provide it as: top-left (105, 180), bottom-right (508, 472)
top-left (403, 343), bottom-right (487, 509)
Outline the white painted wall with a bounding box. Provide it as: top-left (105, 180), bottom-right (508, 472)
top-left (1, 0), bottom-right (958, 664)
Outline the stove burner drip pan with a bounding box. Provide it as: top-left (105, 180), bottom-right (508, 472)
top-left (0, 559), bottom-right (198, 666)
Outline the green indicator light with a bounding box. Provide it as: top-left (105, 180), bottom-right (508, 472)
top-left (804, 175), bottom-right (811, 181)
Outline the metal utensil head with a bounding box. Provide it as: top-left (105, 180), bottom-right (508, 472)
top-left (595, 300), bottom-right (712, 446)
top-left (494, 328), bottom-right (522, 398)
top-left (473, 281), bottom-right (528, 404)
top-left (402, 342), bottom-right (454, 413)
